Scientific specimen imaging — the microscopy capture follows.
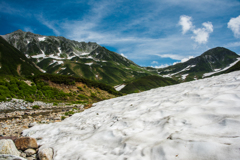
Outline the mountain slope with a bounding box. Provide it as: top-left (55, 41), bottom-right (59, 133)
top-left (121, 75), bottom-right (178, 94)
top-left (158, 47), bottom-right (240, 81)
top-left (0, 36), bottom-right (41, 76)
top-left (2, 30), bottom-right (157, 86)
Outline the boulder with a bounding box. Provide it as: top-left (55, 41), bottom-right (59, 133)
top-left (0, 154), bottom-right (27, 160)
top-left (14, 137), bottom-right (38, 151)
top-left (38, 147), bottom-right (53, 160)
top-left (0, 139), bottom-right (20, 156)
top-left (24, 149), bottom-right (36, 156)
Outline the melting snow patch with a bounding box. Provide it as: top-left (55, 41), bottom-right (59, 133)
top-left (85, 62), bottom-right (93, 66)
top-left (38, 37), bottom-right (46, 41)
top-left (114, 84), bottom-right (126, 91)
top-left (182, 74), bottom-right (189, 80)
top-left (31, 50), bottom-right (46, 59)
top-left (23, 71), bottom-right (240, 160)
top-left (81, 53), bottom-right (90, 56)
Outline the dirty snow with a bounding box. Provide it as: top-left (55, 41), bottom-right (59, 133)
top-left (23, 71), bottom-right (240, 160)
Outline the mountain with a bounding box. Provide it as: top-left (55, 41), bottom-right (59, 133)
top-left (2, 30), bottom-right (158, 86)
top-left (120, 75), bottom-right (178, 94)
top-left (0, 36), bottom-right (41, 77)
top-left (157, 47), bottom-right (240, 81)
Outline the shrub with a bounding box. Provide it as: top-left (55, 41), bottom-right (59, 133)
top-left (78, 94), bottom-right (88, 99)
top-left (32, 105), bottom-right (40, 109)
top-left (53, 102), bottom-right (58, 106)
top-left (64, 111), bottom-right (75, 116)
top-left (90, 93), bottom-right (97, 98)
top-left (25, 98), bottom-right (34, 103)
top-left (77, 86), bottom-right (83, 91)
top-left (0, 96), bottom-right (6, 102)
top-left (61, 116), bottom-right (66, 120)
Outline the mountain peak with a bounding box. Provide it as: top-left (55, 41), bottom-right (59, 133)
top-left (201, 47), bottom-right (239, 57)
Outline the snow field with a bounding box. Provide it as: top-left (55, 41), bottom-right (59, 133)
top-left (23, 71), bottom-right (240, 160)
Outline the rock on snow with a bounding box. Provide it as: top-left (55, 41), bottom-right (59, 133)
top-left (23, 71), bottom-right (240, 160)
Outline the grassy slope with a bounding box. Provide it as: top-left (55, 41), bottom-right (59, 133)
top-left (0, 36), bottom-right (41, 76)
top-left (121, 75), bottom-right (178, 94)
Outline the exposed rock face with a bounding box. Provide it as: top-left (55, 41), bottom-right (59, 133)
top-left (0, 139), bottom-right (20, 156)
top-left (14, 138), bottom-right (38, 151)
top-left (0, 154), bottom-right (27, 160)
top-left (38, 147), bottom-right (53, 160)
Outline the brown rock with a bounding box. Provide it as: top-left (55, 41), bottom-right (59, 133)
top-left (15, 137), bottom-right (38, 151)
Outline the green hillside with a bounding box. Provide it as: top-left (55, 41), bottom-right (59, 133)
top-left (157, 47), bottom-right (240, 81)
top-left (121, 75), bottom-right (178, 94)
top-left (0, 36), bottom-right (41, 77)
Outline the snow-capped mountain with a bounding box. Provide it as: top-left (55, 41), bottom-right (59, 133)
top-left (23, 70), bottom-right (240, 160)
top-left (1, 30), bottom-right (157, 86)
top-left (157, 47), bottom-right (240, 81)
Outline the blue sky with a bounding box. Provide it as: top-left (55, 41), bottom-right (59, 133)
top-left (0, 0), bottom-right (240, 67)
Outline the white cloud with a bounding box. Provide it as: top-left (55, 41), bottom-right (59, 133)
top-left (151, 61), bottom-right (158, 64)
top-left (37, 15), bottom-right (60, 36)
top-left (121, 53), bottom-right (127, 58)
top-left (154, 53), bottom-right (185, 60)
top-left (181, 56), bottom-right (194, 62)
top-left (191, 22), bottom-right (213, 44)
top-left (228, 15), bottom-right (240, 38)
top-left (224, 41), bottom-right (240, 47)
top-left (151, 64), bottom-right (170, 68)
top-left (23, 27), bottom-right (34, 33)
top-left (178, 15), bottom-right (193, 34)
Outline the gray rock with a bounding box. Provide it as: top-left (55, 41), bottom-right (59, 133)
top-left (0, 154), bottom-right (27, 160)
top-left (38, 147), bottom-right (53, 160)
top-left (0, 139), bottom-right (20, 156)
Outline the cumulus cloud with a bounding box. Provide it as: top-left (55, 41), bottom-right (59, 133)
top-left (228, 15), bottom-right (240, 38)
top-left (178, 15), bottom-right (193, 34)
top-left (191, 22), bottom-right (213, 44)
top-left (179, 15), bottom-right (213, 44)
top-left (151, 61), bottom-right (158, 64)
top-left (151, 64), bottom-right (170, 68)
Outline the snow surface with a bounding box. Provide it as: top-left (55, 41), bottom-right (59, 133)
top-left (85, 62), bottom-right (93, 66)
top-left (38, 37), bottom-right (46, 41)
top-left (203, 58), bottom-right (240, 77)
top-left (81, 53), bottom-right (90, 56)
top-left (23, 71), bottom-right (240, 160)
top-left (49, 60), bottom-right (64, 66)
top-left (181, 73), bottom-right (189, 80)
top-left (114, 84), bottom-right (126, 91)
